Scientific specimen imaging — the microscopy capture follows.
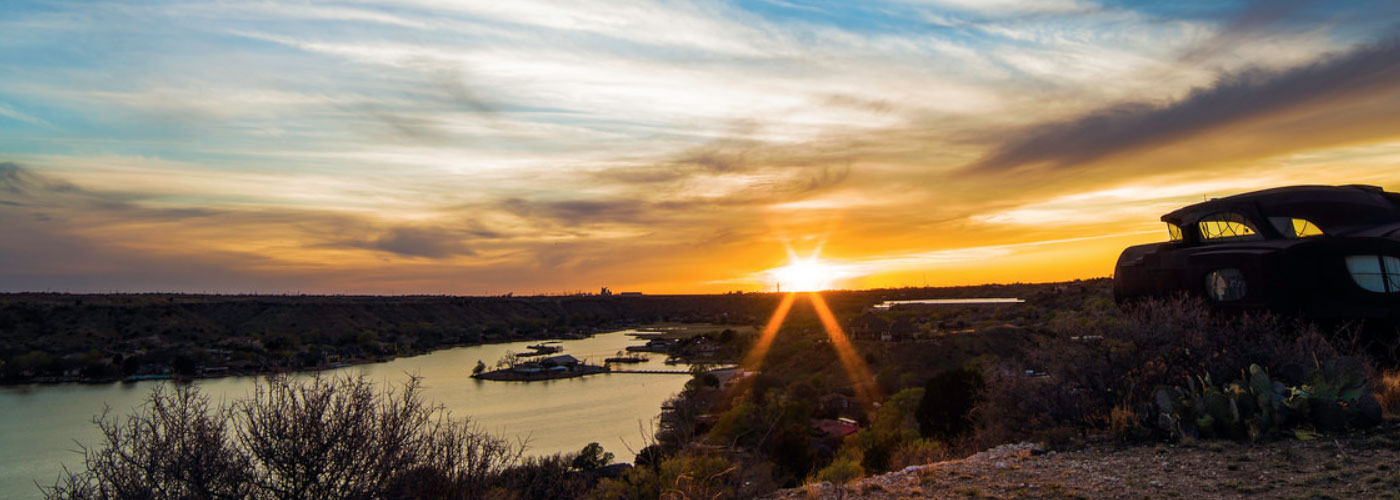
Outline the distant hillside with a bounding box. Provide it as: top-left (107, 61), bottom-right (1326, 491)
top-left (0, 280), bottom-right (1106, 383)
top-left (0, 293), bottom-right (770, 383)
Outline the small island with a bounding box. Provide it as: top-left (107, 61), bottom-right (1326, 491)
top-left (471, 353), bottom-right (609, 381)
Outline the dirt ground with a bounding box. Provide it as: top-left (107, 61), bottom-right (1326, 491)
top-left (769, 425), bottom-right (1400, 500)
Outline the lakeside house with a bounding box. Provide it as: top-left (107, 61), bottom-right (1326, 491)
top-left (626, 338), bottom-right (679, 353)
top-left (706, 366), bottom-right (754, 389)
top-left (847, 312), bottom-right (889, 340)
top-left (811, 417), bottom-right (860, 438)
top-left (847, 312), bottom-right (918, 341)
top-left (539, 354), bottom-right (580, 371)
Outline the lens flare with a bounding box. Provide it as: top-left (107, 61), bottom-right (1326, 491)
top-left (809, 292), bottom-right (881, 406)
top-left (739, 292), bottom-right (797, 372)
top-left (742, 239), bottom-right (877, 414)
top-left (738, 291), bottom-right (880, 417)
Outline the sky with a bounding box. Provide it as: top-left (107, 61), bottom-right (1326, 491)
top-left (2, 0), bottom-right (1400, 295)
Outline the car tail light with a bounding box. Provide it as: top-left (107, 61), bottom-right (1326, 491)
top-left (1345, 255), bottom-right (1400, 293)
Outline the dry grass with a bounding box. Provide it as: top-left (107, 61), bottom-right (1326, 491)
top-left (1378, 370), bottom-right (1400, 419)
top-left (1107, 402), bottom-right (1139, 437)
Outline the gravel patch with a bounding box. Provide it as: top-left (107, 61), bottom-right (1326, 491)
top-left (768, 427), bottom-right (1400, 500)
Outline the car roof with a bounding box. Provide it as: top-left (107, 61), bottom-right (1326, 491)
top-left (1161, 184), bottom-right (1400, 229)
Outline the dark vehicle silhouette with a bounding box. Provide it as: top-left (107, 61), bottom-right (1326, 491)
top-left (1114, 185), bottom-right (1400, 320)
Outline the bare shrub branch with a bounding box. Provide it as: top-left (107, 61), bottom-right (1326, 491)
top-left (43, 374), bottom-right (525, 500)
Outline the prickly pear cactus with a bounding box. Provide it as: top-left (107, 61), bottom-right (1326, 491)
top-left (1149, 358), bottom-right (1379, 442)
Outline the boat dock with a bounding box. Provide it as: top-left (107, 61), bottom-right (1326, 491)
top-left (611, 365), bottom-right (738, 375)
top-left (608, 369), bottom-right (691, 375)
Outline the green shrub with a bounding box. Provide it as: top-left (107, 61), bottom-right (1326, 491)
top-left (831, 387), bottom-right (926, 473)
top-left (571, 442), bottom-right (614, 471)
top-left (814, 456), bottom-right (863, 484)
top-left (918, 367), bottom-right (985, 439)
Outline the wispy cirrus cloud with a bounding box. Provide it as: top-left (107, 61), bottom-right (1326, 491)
top-left (1, 0), bottom-right (1399, 293)
top-left (0, 102), bottom-right (50, 127)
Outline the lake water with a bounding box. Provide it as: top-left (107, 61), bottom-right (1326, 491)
top-left (0, 331), bottom-right (690, 499)
top-left (870, 298), bottom-right (1025, 310)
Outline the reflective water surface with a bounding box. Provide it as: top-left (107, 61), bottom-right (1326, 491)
top-left (871, 298), bottom-right (1025, 310)
top-left (0, 331), bottom-right (688, 499)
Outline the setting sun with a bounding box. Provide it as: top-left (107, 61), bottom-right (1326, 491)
top-left (770, 257), bottom-right (841, 292)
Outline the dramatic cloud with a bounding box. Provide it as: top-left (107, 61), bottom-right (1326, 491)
top-left (969, 36), bottom-right (1400, 174)
top-left (1, 1), bottom-right (1399, 293)
top-left (356, 227), bottom-right (476, 259)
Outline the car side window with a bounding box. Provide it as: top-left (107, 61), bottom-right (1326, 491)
top-left (1269, 217), bottom-right (1324, 238)
top-left (1197, 213), bottom-right (1261, 241)
top-left (1167, 223), bottom-right (1183, 241)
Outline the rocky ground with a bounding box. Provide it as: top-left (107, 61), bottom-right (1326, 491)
top-left (769, 426), bottom-right (1400, 500)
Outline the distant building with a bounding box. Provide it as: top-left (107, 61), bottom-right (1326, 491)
top-left (811, 418), bottom-right (860, 438)
top-left (819, 393), bottom-right (852, 412)
top-left (540, 354), bottom-right (580, 368)
top-left (627, 338), bottom-right (678, 353)
top-left (846, 312), bottom-right (920, 341)
top-left (199, 366), bottom-right (230, 376)
top-left (708, 367), bottom-right (753, 387)
top-left (886, 318), bottom-right (919, 342)
top-left (847, 312), bottom-right (889, 340)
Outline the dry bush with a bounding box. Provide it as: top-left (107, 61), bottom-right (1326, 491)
top-left (888, 439), bottom-right (948, 470)
top-left (658, 453), bottom-right (740, 500)
top-left (974, 296), bottom-right (1365, 446)
top-left (42, 385), bottom-right (250, 500)
top-left (1107, 402), bottom-right (1140, 437)
top-left (483, 454), bottom-right (593, 500)
top-left (1378, 370), bottom-right (1400, 419)
top-left (43, 374), bottom-right (524, 500)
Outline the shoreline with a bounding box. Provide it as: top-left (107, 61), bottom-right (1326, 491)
top-left (2, 318), bottom-right (763, 388)
top-left (0, 330), bottom-right (611, 388)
